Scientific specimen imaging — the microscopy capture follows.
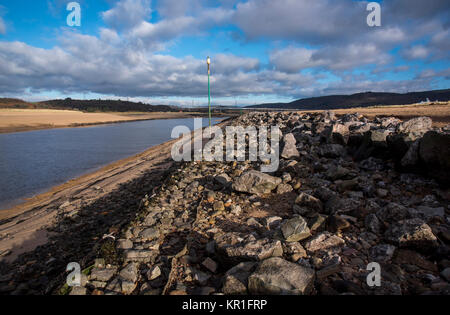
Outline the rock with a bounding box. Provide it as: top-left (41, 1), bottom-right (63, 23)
top-left (440, 268), bottom-right (450, 282)
top-left (318, 144), bottom-right (346, 158)
top-left (119, 263), bottom-right (139, 283)
top-left (202, 258), bottom-right (218, 273)
top-left (232, 171), bottom-right (282, 195)
top-left (90, 267), bottom-right (117, 282)
top-left (384, 218), bottom-right (438, 252)
top-left (69, 287), bottom-right (87, 295)
top-left (365, 213), bottom-right (381, 234)
top-left (326, 165), bottom-right (350, 180)
top-left (397, 117), bottom-right (432, 134)
top-left (213, 201), bottom-right (225, 212)
top-left (369, 244), bottom-right (396, 262)
top-left (281, 133), bottom-right (300, 159)
top-left (327, 215), bottom-right (350, 233)
top-left (139, 228), bottom-right (160, 241)
top-left (215, 173), bottom-right (232, 187)
top-left (276, 183), bottom-right (293, 194)
top-left (248, 257), bottom-right (315, 295)
top-left (304, 232), bottom-right (345, 253)
top-left (419, 131), bottom-right (450, 185)
top-left (316, 263), bottom-right (341, 280)
top-left (215, 233), bottom-right (283, 264)
top-left (401, 139), bottom-right (420, 168)
top-left (146, 266), bottom-right (162, 281)
top-left (264, 216), bottom-right (282, 230)
top-left (377, 202), bottom-right (410, 222)
top-left (295, 192), bottom-right (323, 212)
top-left (124, 250), bottom-right (156, 262)
top-left (222, 262), bottom-right (256, 295)
top-left (117, 239), bottom-right (133, 250)
top-left (281, 216), bottom-right (311, 242)
top-left (282, 242), bottom-right (307, 262)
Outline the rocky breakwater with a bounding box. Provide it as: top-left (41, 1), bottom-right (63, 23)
top-left (43, 111), bottom-right (450, 294)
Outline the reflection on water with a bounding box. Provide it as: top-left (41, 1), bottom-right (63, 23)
top-left (0, 117), bottom-right (224, 210)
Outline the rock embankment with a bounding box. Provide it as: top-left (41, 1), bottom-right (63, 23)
top-left (2, 111), bottom-right (450, 295)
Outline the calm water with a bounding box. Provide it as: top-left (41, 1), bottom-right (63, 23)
top-left (0, 117), bottom-right (223, 210)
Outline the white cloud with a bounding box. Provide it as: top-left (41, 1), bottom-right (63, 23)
top-left (102, 0), bottom-right (151, 30)
top-left (403, 45), bottom-right (429, 60)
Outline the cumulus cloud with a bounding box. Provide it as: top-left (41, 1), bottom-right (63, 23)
top-left (102, 0), bottom-right (151, 30)
top-left (0, 0), bottom-right (448, 101)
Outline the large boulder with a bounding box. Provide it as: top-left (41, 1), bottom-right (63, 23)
top-left (222, 262), bottom-right (257, 295)
top-left (384, 218), bottom-right (438, 253)
top-left (418, 131), bottom-right (450, 185)
top-left (248, 257), bottom-right (315, 295)
top-left (397, 117), bottom-right (432, 134)
top-left (232, 170), bottom-right (282, 195)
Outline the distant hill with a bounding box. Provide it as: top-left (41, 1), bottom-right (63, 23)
top-left (247, 89), bottom-right (450, 110)
top-left (0, 98), bottom-right (177, 112)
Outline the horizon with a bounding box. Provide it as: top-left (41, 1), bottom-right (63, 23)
top-left (0, 1), bottom-right (449, 106)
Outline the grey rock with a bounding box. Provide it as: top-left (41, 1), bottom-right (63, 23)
top-left (248, 257), bottom-right (315, 295)
top-left (318, 144), bottom-right (346, 158)
top-left (90, 267), bottom-right (117, 282)
top-left (295, 192), bottom-right (323, 212)
top-left (281, 133), bottom-right (300, 159)
top-left (384, 218), bottom-right (438, 252)
top-left (222, 262), bottom-right (257, 295)
top-left (281, 216), bottom-right (311, 242)
top-left (304, 232), bottom-right (345, 253)
top-left (232, 170), bottom-right (282, 195)
top-left (370, 244), bottom-right (396, 262)
top-left (397, 117), bottom-right (432, 134)
top-left (139, 228), bottom-right (160, 241)
top-left (419, 131), bottom-right (450, 184)
top-left (119, 263), bottom-right (140, 283)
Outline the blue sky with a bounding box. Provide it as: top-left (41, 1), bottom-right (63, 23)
top-left (0, 0), bottom-right (448, 106)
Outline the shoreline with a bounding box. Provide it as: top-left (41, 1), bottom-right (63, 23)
top-left (0, 118), bottom-right (232, 262)
top-left (0, 110), bottom-right (233, 134)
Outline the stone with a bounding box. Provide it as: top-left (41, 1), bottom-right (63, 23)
top-left (295, 192), bottom-right (323, 212)
top-left (117, 239), bottom-right (133, 250)
top-left (276, 183), bottom-right (293, 194)
top-left (397, 117), bottom-right (432, 134)
top-left (304, 232), bottom-right (345, 253)
top-left (401, 139), bottom-right (420, 168)
top-left (316, 264), bottom-right (341, 280)
top-left (202, 258), bottom-right (218, 273)
top-left (215, 173), bottom-right (232, 187)
top-left (139, 228), bottom-right (160, 241)
top-left (281, 216), bottom-right (311, 242)
top-left (248, 257), bottom-right (315, 295)
top-left (327, 215), bottom-right (350, 233)
top-left (213, 201), bottom-right (225, 212)
top-left (147, 266), bottom-right (162, 281)
top-left (69, 287), bottom-right (87, 295)
top-left (282, 242), bottom-right (307, 261)
top-left (222, 262), bottom-right (257, 295)
top-left (124, 250), bottom-right (156, 262)
top-left (419, 131), bottom-right (450, 184)
top-left (232, 170), bottom-right (282, 195)
top-left (318, 144), bottom-right (346, 158)
top-left (440, 268), bottom-right (450, 282)
top-left (369, 244), bottom-right (396, 262)
top-left (264, 216), bottom-right (282, 230)
top-left (394, 249), bottom-right (438, 272)
top-left (121, 281), bottom-right (137, 295)
top-left (365, 213), bottom-right (381, 234)
top-left (119, 263), bottom-right (139, 283)
top-left (215, 233), bottom-right (283, 264)
top-left (90, 267), bottom-right (117, 282)
top-left (281, 133), bottom-right (300, 159)
top-left (384, 218), bottom-right (438, 252)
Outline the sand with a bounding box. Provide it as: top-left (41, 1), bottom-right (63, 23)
top-left (298, 102), bottom-right (450, 128)
top-left (0, 109), bottom-right (210, 134)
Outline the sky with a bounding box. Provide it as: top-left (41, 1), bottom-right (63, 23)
top-left (0, 0), bottom-right (449, 106)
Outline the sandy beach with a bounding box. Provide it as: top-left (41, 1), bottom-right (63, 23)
top-left (0, 109), bottom-right (213, 134)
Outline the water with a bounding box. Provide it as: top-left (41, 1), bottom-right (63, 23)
top-left (0, 117), bottom-right (224, 210)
